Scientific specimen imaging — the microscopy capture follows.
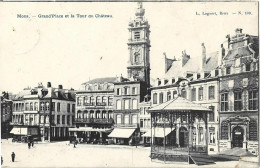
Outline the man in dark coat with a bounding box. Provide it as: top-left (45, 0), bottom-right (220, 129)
top-left (28, 142), bottom-right (31, 149)
top-left (11, 152), bottom-right (15, 162)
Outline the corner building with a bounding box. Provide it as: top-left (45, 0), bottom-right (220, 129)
top-left (10, 82), bottom-right (75, 142)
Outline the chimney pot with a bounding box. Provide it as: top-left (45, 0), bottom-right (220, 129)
top-left (47, 82), bottom-right (51, 88)
top-left (58, 85), bottom-right (63, 89)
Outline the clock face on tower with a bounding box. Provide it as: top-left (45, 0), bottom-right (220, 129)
top-left (132, 46), bottom-right (142, 65)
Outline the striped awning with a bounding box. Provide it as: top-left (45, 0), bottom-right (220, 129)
top-left (108, 128), bottom-right (136, 138)
top-left (10, 127), bottom-right (28, 135)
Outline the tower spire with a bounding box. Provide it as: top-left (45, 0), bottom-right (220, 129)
top-left (135, 2), bottom-right (145, 20)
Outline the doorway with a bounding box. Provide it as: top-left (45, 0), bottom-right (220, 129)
top-left (232, 126), bottom-right (243, 148)
top-left (179, 127), bottom-right (188, 147)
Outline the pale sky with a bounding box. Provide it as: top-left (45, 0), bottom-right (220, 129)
top-left (0, 2), bottom-right (258, 93)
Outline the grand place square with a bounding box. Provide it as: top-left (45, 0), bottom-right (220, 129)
top-left (0, 2), bottom-right (259, 168)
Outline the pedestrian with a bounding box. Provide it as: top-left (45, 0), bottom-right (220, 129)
top-left (11, 152), bottom-right (15, 162)
top-left (31, 141), bottom-right (34, 148)
top-left (1, 155), bottom-right (3, 165)
top-left (73, 140), bottom-right (76, 148)
top-left (28, 142), bottom-right (31, 149)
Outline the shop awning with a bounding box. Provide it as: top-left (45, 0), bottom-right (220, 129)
top-left (108, 128), bottom-right (136, 138)
top-left (142, 128), bottom-right (174, 138)
top-left (10, 127), bottom-right (28, 135)
top-left (69, 127), bottom-right (112, 132)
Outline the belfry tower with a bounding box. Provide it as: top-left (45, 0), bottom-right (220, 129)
top-left (127, 2), bottom-right (151, 87)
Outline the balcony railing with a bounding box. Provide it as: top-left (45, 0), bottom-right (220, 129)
top-left (75, 118), bottom-right (114, 124)
top-left (114, 123), bottom-right (139, 128)
top-left (24, 123), bottom-right (39, 126)
top-left (151, 145), bottom-right (207, 155)
top-left (96, 102), bottom-right (106, 106)
top-left (10, 122), bottom-right (24, 126)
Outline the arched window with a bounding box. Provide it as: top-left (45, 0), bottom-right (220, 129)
top-left (96, 96), bottom-right (101, 105)
top-left (77, 111), bottom-right (82, 119)
top-left (153, 93), bottom-right (158, 104)
top-left (102, 110), bottom-right (107, 118)
top-left (83, 110), bottom-right (88, 119)
top-left (96, 110), bottom-right (101, 119)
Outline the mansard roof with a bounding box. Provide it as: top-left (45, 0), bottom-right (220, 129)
top-left (163, 51), bottom-right (218, 79)
top-left (82, 77), bottom-right (117, 85)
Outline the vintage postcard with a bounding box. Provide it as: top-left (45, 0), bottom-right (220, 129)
top-left (0, 1), bottom-right (259, 168)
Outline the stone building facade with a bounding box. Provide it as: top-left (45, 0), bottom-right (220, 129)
top-left (218, 28), bottom-right (259, 155)
top-left (10, 82), bottom-right (75, 142)
top-left (71, 78), bottom-right (115, 144)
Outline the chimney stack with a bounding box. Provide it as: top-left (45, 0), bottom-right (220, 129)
top-left (58, 85), bottom-right (63, 89)
top-left (182, 50), bottom-right (190, 67)
top-left (235, 28), bottom-right (243, 34)
top-left (201, 43), bottom-right (206, 70)
top-left (47, 82), bottom-right (51, 88)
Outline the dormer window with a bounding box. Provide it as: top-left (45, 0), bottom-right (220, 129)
top-left (164, 79), bottom-right (168, 85)
top-left (215, 69), bottom-right (219, 76)
top-left (172, 78), bottom-right (175, 84)
top-left (245, 63), bottom-right (251, 71)
top-left (204, 73), bottom-right (210, 78)
top-left (134, 32), bottom-right (140, 39)
top-left (226, 67), bottom-right (231, 75)
top-left (158, 80), bottom-right (161, 86)
top-left (197, 74), bottom-right (201, 79)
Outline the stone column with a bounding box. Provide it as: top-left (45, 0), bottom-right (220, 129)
top-left (243, 125), bottom-right (247, 149)
top-left (176, 126), bottom-right (179, 147)
top-left (227, 122), bottom-right (231, 149)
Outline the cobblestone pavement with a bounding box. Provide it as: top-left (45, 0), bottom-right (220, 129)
top-left (1, 140), bottom-right (239, 168)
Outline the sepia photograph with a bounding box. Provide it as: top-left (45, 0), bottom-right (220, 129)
top-left (0, 1), bottom-right (259, 168)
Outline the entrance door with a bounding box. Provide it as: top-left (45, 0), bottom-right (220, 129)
top-left (179, 127), bottom-right (188, 147)
top-left (232, 126), bottom-right (243, 148)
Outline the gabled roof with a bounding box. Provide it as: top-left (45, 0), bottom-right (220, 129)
top-left (82, 77), bottom-right (117, 85)
top-left (224, 46), bottom-right (252, 60)
top-left (149, 96), bottom-right (211, 112)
